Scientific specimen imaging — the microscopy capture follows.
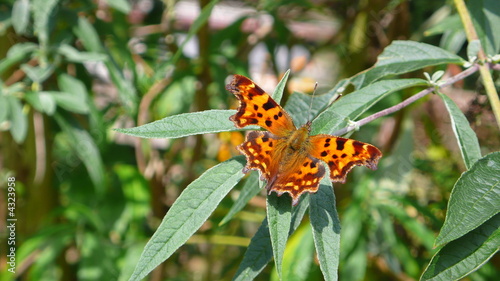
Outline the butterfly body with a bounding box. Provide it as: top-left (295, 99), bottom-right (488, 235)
top-left (227, 74), bottom-right (382, 205)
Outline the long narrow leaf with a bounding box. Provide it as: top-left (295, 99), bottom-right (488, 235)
top-left (437, 92), bottom-right (481, 169)
top-left (129, 156), bottom-right (246, 281)
top-left (312, 79), bottom-right (426, 135)
top-left (310, 178), bottom-right (341, 281)
top-left (116, 110), bottom-right (259, 139)
top-left (351, 41), bottom-right (464, 88)
top-left (271, 69), bottom-right (290, 103)
top-left (421, 214), bottom-right (500, 281)
top-left (220, 172), bottom-right (261, 225)
top-left (280, 224), bottom-right (315, 281)
top-left (435, 152), bottom-right (500, 246)
top-left (54, 113), bottom-right (105, 192)
top-left (267, 193), bottom-right (292, 279)
top-left (233, 199), bottom-right (309, 281)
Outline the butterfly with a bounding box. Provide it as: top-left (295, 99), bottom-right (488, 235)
top-left (226, 74), bottom-right (382, 206)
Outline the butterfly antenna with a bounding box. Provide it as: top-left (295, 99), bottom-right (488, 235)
top-left (308, 81), bottom-right (318, 122)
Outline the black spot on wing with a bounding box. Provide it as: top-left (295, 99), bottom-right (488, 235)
top-left (262, 98), bottom-right (277, 110)
top-left (336, 139), bottom-right (345, 150)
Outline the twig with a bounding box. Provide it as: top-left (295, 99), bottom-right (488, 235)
top-left (332, 63), bottom-right (482, 136)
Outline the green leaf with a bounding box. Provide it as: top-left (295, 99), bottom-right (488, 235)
top-left (285, 90), bottom-right (325, 127)
top-left (129, 156), bottom-right (246, 281)
top-left (25, 91), bottom-right (56, 115)
top-left (233, 200), bottom-right (309, 281)
top-left (467, 40), bottom-right (481, 61)
top-left (280, 224), bottom-right (315, 281)
top-left (312, 79), bottom-right (427, 135)
top-left (73, 17), bottom-right (104, 53)
top-left (42, 91), bottom-right (87, 114)
top-left (12, 0), bottom-right (30, 35)
top-left (351, 41), bottom-right (464, 89)
top-left (271, 69), bottom-right (290, 103)
top-left (57, 73), bottom-right (89, 114)
top-left (468, 0), bottom-right (500, 55)
top-left (6, 96), bottom-right (28, 143)
top-left (58, 44), bottom-right (107, 62)
top-left (104, 0), bottom-right (132, 13)
top-left (116, 110), bottom-right (258, 139)
top-left (233, 218), bottom-right (273, 281)
top-left (425, 14), bottom-right (462, 36)
top-left (310, 178), bottom-right (340, 281)
top-left (20, 64), bottom-right (55, 83)
top-left (267, 192), bottom-right (292, 280)
top-left (32, 0), bottom-right (59, 47)
top-left (435, 152), bottom-right (500, 246)
top-left (437, 92), bottom-right (481, 169)
top-left (284, 78), bottom-right (350, 126)
top-left (0, 43), bottom-right (37, 75)
top-left (220, 172), bottom-right (261, 225)
top-left (54, 113), bottom-right (105, 191)
top-left (440, 30), bottom-right (467, 54)
top-left (421, 214), bottom-right (500, 281)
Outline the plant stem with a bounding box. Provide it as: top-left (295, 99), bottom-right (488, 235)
top-left (333, 64), bottom-right (482, 136)
top-left (454, 0), bottom-right (500, 130)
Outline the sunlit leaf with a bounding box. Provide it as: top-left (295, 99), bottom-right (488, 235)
top-left (422, 214), bottom-right (500, 281)
top-left (280, 224), bottom-right (315, 281)
top-left (233, 200), bottom-right (309, 281)
top-left (271, 69), bottom-right (290, 103)
top-left (437, 92), bottom-right (481, 169)
top-left (267, 193), bottom-right (292, 279)
top-left (310, 178), bottom-right (340, 281)
top-left (129, 156), bottom-right (246, 281)
top-left (116, 110), bottom-right (259, 139)
top-left (351, 41), bottom-right (464, 88)
top-left (435, 152), bottom-right (500, 246)
top-left (312, 79), bottom-right (426, 135)
top-left (220, 172), bottom-right (261, 225)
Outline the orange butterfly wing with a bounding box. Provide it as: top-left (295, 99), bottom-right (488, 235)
top-left (227, 74), bottom-right (382, 206)
top-left (226, 74), bottom-right (295, 136)
top-left (236, 126), bottom-right (326, 206)
top-left (237, 131), bottom-right (278, 181)
top-left (308, 134), bottom-right (382, 183)
top-left (266, 154), bottom-right (325, 206)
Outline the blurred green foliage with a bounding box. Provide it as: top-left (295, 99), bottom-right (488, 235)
top-left (0, 0), bottom-right (499, 280)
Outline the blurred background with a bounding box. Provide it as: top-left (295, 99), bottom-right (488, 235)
top-left (0, 0), bottom-right (499, 280)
